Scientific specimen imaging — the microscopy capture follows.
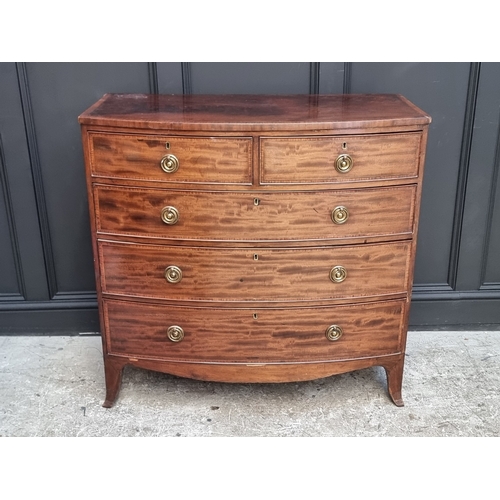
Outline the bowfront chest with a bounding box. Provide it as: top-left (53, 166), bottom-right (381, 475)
top-left (79, 94), bottom-right (431, 407)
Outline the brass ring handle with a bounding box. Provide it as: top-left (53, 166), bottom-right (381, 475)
top-left (331, 206), bottom-right (349, 224)
top-left (164, 265), bottom-right (182, 283)
top-left (335, 154), bottom-right (353, 173)
top-left (330, 265), bottom-right (347, 283)
top-left (160, 154), bottom-right (179, 173)
top-left (325, 325), bottom-right (343, 341)
top-left (167, 325), bottom-right (184, 342)
top-left (161, 206), bottom-right (179, 225)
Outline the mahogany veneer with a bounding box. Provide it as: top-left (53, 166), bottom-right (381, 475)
top-left (98, 240), bottom-right (411, 303)
top-left (79, 93), bottom-right (431, 407)
top-left (94, 184), bottom-right (416, 242)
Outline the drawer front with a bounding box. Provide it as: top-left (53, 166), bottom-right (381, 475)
top-left (89, 133), bottom-right (252, 184)
top-left (104, 299), bottom-right (404, 362)
top-left (261, 133), bottom-right (421, 184)
top-left (99, 240), bottom-right (410, 302)
top-left (95, 184), bottom-right (416, 242)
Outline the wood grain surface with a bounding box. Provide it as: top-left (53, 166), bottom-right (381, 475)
top-left (94, 184), bottom-right (416, 243)
top-left (106, 354), bottom-right (406, 391)
top-left (79, 94), bottom-right (431, 132)
top-left (104, 298), bottom-right (404, 362)
top-left (89, 133), bottom-right (252, 184)
top-left (261, 133), bottom-right (420, 184)
top-left (99, 240), bottom-right (411, 303)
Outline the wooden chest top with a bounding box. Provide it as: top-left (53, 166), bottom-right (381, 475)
top-left (79, 93), bottom-right (431, 132)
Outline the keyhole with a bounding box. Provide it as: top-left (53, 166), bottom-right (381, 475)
top-left (253, 313), bottom-right (258, 320)
top-left (342, 142), bottom-right (347, 149)
top-left (253, 254), bottom-right (259, 260)
top-left (254, 198), bottom-right (260, 206)
top-left (165, 142), bottom-right (170, 149)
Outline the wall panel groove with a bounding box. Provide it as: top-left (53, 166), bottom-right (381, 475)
top-left (479, 113), bottom-right (500, 287)
top-left (309, 62), bottom-right (320, 94)
top-left (0, 134), bottom-right (26, 300)
top-left (412, 289), bottom-right (500, 302)
top-left (447, 62), bottom-right (481, 289)
top-left (15, 63), bottom-right (58, 299)
top-left (148, 62), bottom-right (159, 94)
top-left (181, 62), bottom-right (192, 95)
top-left (52, 291), bottom-right (97, 302)
top-left (343, 63), bottom-right (352, 94)
top-left (0, 299), bottom-right (98, 311)
top-left (413, 284), bottom-right (454, 295)
top-left (480, 283), bottom-right (500, 290)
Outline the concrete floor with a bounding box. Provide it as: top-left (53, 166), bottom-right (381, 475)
top-left (0, 330), bottom-right (498, 437)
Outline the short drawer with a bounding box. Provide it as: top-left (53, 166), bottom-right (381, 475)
top-left (94, 184), bottom-right (416, 243)
top-left (89, 133), bottom-right (252, 184)
top-left (260, 132), bottom-right (421, 184)
top-left (99, 240), bottom-right (411, 303)
top-left (104, 298), bottom-right (405, 362)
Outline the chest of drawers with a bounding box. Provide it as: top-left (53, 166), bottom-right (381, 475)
top-left (79, 94), bottom-right (430, 407)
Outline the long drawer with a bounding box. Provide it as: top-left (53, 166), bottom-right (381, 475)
top-left (260, 133), bottom-right (421, 184)
top-left (104, 298), bottom-right (405, 362)
top-left (99, 240), bottom-right (411, 303)
top-left (89, 133), bottom-right (253, 184)
top-left (94, 184), bottom-right (416, 242)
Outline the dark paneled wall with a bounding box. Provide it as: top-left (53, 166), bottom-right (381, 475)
top-left (1, 62), bottom-right (499, 333)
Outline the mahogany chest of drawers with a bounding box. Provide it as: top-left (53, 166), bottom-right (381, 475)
top-left (79, 94), bottom-right (431, 407)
